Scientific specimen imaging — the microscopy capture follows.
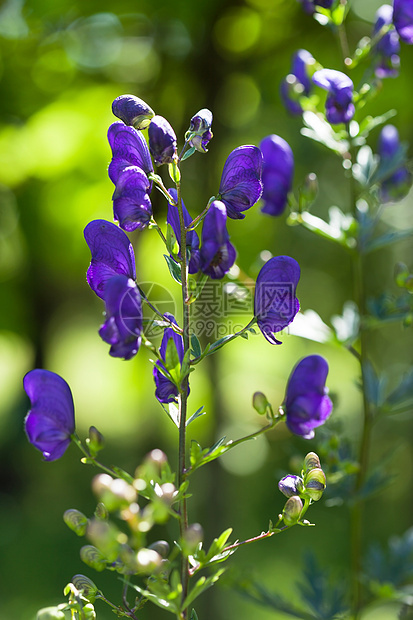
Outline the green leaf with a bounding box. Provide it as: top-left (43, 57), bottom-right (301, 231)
top-left (181, 146), bottom-right (196, 162)
top-left (190, 609), bottom-right (199, 620)
top-left (164, 254), bottom-right (182, 284)
top-left (190, 333), bottom-right (202, 358)
top-left (301, 111), bottom-right (349, 155)
top-left (164, 337), bottom-right (181, 385)
top-left (166, 223), bottom-right (179, 257)
top-left (357, 110), bottom-right (397, 140)
top-left (182, 569), bottom-right (225, 611)
top-left (186, 406), bottom-right (206, 427)
top-left (365, 229), bottom-right (413, 253)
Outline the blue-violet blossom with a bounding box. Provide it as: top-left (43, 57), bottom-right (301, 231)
top-left (108, 121), bottom-right (153, 185)
top-left (84, 219), bottom-right (136, 300)
top-left (254, 256), bottom-right (300, 344)
top-left (312, 69), bottom-right (355, 124)
top-left (284, 355), bottom-right (333, 439)
top-left (112, 94), bottom-right (155, 129)
top-left (278, 475), bottom-right (305, 498)
top-left (24, 369), bottom-right (75, 461)
top-left (218, 145), bottom-right (263, 219)
top-left (377, 124), bottom-right (411, 202)
top-left (372, 5), bottom-right (400, 78)
top-left (153, 313), bottom-right (188, 403)
top-left (260, 134), bottom-right (294, 217)
top-left (99, 275), bottom-right (142, 360)
top-left (187, 108), bottom-right (213, 153)
top-left (393, 0), bottom-right (413, 44)
top-left (112, 165), bottom-right (152, 232)
top-left (200, 200), bottom-right (236, 279)
top-left (148, 115), bottom-right (177, 165)
top-left (281, 49), bottom-right (315, 115)
top-left (167, 189), bottom-right (200, 274)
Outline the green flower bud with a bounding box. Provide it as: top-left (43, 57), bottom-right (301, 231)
top-left (303, 452), bottom-right (321, 473)
top-left (71, 575), bottom-right (98, 603)
top-left (36, 607), bottom-right (66, 620)
top-left (80, 545), bottom-right (107, 572)
top-left (304, 467), bottom-right (326, 501)
top-left (252, 391), bottom-right (269, 415)
top-left (86, 426), bottom-right (105, 455)
top-left (300, 173), bottom-right (318, 209)
top-left (148, 540), bottom-right (170, 558)
top-left (395, 262), bottom-right (410, 288)
top-left (282, 495), bottom-right (303, 526)
top-left (182, 523), bottom-right (204, 555)
top-left (136, 548), bottom-right (163, 573)
top-left (94, 502), bottom-right (109, 521)
top-left (92, 474), bottom-right (136, 511)
top-left (82, 603), bottom-right (96, 619)
top-left (63, 509), bottom-right (88, 536)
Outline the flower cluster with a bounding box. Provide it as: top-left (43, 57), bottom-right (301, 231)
top-left (280, 49), bottom-right (315, 116)
top-left (372, 4), bottom-right (400, 78)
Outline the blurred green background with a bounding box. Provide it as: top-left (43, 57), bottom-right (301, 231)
top-left (1, 0), bottom-right (413, 618)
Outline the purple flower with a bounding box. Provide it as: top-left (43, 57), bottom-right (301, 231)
top-left (284, 355), bottom-right (333, 439)
top-left (99, 275), bottom-right (142, 360)
top-left (372, 5), bottom-right (400, 78)
top-left (281, 49), bottom-right (315, 115)
top-left (23, 369), bottom-right (75, 461)
top-left (112, 166), bottom-right (152, 232)
top-left (260, 135), bottom-right (294, 217)
top-left (187, 108), bottom-right (213, 153)
top-left (112, 94), bottom-right (155, 129)
top-left (393, 0), bottom-right (413, 44)
top-left (218, 146), bottom-right (263, 219)
top-left (297, 0), bottom-right (333, 13)
top-left (148, 115), bottom-right (177, 165)
top-left (200, 200), bottom-right (236, 279)
top-left (167, 189), bottom-right (200, 274)
top-left (254, 256), bottom-right (300, 344)
top-left (153, 313), bottom-right (188, 403)
top-left (108, 121), bottom-right (153, 185)
top-left (377, 124), bottom-right (411, 202)
top-left (278, 475), bottom-right (304, 498)
top-left (84, 219), bottom-right (136, 300)
top-left (312, 69), bottom-right (355, 124)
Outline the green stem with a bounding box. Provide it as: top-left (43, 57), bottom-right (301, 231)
top-left (176, 176), bottom-right (190, 617)
top-left (72, 433), bottom-right (131, 480)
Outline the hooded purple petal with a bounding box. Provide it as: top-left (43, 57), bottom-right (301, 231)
top-left (153, 313), bottom-right (189, 403)
top-left (312, 69), bottom-right (355, 124)
top-left (84, 220), bottom-right (136, 300)
top-left (377, 124), bottom-right (411, 202)
top-left (254, 256), bottom-right (300, 344)
top-left (281, 50), bottom-right (315, 115)
top-left (167, 189), bottom-right (200, 274)
top-left (284, 355), bottom-right (333, 439)
top-left (108, 122), bottom-right (153, 185)
top-left (278, 474), bottom-right (304, 498)
top-left (148, 115), bottom-right (177, 165)
top-left (393, 0), bottom-right (413, 44)
top-left (112, 94), bottom-right (155, 129)
top-left (260, 135), bottom-right (294, 217)
top-left (24, 369), bottom-right (75, 461)
top-left (218, 146), bottom-right (263, 219)
top-left (112, 166), bottom-right (152, 232)
top-left (200, 200), bottom-right (236, 279)
top-left (99, 275), bottom-right (142, 360)
top-left (188, 108), bottom-right (213, 153)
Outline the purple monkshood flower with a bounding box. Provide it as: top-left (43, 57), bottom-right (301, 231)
top-left (312, 69), bottom-right (355, 124)
top-left (393, 0), bottom-right (413, 44)
top-left (167, 189), bottom-right (200, 274)
top-left (254, 256), bottom-right (300, 345)
top-left (84, 219), bottom-right (136, 300)
top-left (153, 313), bottom-right (188, 403)
top-left (112, 94), bottom-right (155, 129)
top-left (218, 145), bottom-right (263, 219)
top-left (372, 5), bottom-right (400, 78)
top-left (377, 124), bottom-right (411, 202)
top-left (188, 108), bottom-right (213, 153)
top-left (112, 166), bottom-right (152, 232)
top-left (278, 474), bottom-right (304, 498)
top-left (148, 115), bottom-right (177, 165)
top-left (284, 355), bottom-right (333, 439)
top-left (200, 200), bottom-right (236, 279)
top-left (99, 275), bottom-right (142, 360)
top-left (298, 0), bottom-right (333, 14)
top-left (260, 135), bottom-right (294, 217)
top-left (281, 49), bottom-right (315, 116)
top-left (108, 121), bottom-right (153, 185)
top-left (24, 369), bottom-right (75, 461)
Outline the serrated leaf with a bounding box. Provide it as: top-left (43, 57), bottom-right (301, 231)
top-left (164, 254), bottom-right (182, 284)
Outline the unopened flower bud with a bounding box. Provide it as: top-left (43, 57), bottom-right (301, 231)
top-left (301, 173), bottom-right (318, 206)
top-left (186, 108), bottom-right (213, 153)
top-left (36, 608), bottom-right (66, 620)
top-left (278, 474), bottom-right (304, 498)
top-left (304, 452), bottom-right (321, 473)
top-left (304, 467), bottom-right (326, 501)
top-left (252, 391), bottom-right (269, 415)
top-left (136, 548), bottom-right (163, 573)
top-left (71, 575), bottom-right (98, 603)
top-left (82, 603), bottom-right (96, 620)
top-left (282, 495), bottom-right (303, 526)
top-left (182, 523), bottom-right (204, 554)
top-left (63, 509), bottom-right (88, 536)
top-left (148, 540), bottom-right (170, 558)
top-left (148, 116), bottom-right (177, 165)
top-left (112, 94), bottom-right (155, 129)
top-left (87, 426), bottom-right (104, 455)
top-left (158, 482), bottom-right (176, 504)
top-left (80, 545), bottom-right (107, 572)
top-left (92, 474), bottom-right (136, 511)
top-left (395, 262), bottom-right (410, 287)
